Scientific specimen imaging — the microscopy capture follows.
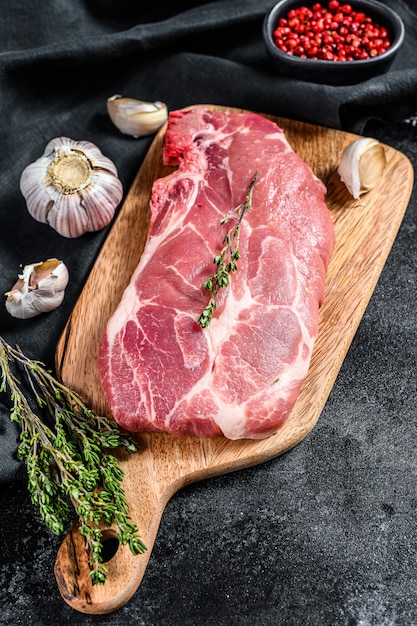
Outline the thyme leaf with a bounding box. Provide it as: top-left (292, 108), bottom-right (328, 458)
top-left (198, 171), bottom-right (258, 328)
top-left (0, 336), bottom-right (146, 585)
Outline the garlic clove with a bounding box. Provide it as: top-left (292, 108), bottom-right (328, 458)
top-left (46, 193), bottom-right (89, 239)
top-left (20, 138), bottom-right (123, 238)
top-left (338, 137), bottom-right (387, 200)
top-left (107, 95), bottom-right (168, 137)
top-left (5, 259), bottom-right (69, 319)
top-left (357, 142), bottom-right (387, 193)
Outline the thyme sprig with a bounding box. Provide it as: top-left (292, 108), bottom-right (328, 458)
top-left (0, 336), bottom-right (146, 585)
top-left (198, 171), bottom-right (258, 328)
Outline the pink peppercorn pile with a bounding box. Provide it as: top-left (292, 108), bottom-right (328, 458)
top-left (273, 1), bottom-right (391, 61)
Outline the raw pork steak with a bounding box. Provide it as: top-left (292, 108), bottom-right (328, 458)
top-left (98, 108), bottom-right (335, 440)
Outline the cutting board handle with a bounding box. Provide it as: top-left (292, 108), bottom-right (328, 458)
top-left (53, 435), bottom-right (180, 615)
top-left (53, 430), bottom-right (218, 614)
top-left (54, 511), bottom-right (158, 614)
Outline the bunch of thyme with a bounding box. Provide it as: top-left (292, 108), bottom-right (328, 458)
top-left (0, 336), bottom-right (146, 585)
top-left (198, 171), bottom-right (258, 328)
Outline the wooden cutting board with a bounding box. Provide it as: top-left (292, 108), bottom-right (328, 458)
top-left (53, 105), bottom-right (414, 614)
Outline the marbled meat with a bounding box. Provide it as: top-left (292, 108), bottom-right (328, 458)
top-left (98, 107), bottom-right (335, 439)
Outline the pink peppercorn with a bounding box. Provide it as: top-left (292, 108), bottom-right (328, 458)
top-left (272, 1), bottom-right (391, 61)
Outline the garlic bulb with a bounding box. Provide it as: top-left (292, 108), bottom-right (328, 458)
top-left (338, 137), bottom-right (387, 200)
top-left (107, 95), bottom-right (168, 137)
top-left (5, 259), bottom-right (69, 319)
top-left (20, 137), bottom-right (123, 238)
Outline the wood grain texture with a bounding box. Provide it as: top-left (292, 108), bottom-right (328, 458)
top-left (53, 105), bottom-right (414, 614)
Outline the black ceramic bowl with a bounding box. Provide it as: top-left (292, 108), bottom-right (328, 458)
top-left (263, 0), bottom-right (405, 85)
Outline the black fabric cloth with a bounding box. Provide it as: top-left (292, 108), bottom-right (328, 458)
top-left (1, 1), bottom-right (417, 623)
